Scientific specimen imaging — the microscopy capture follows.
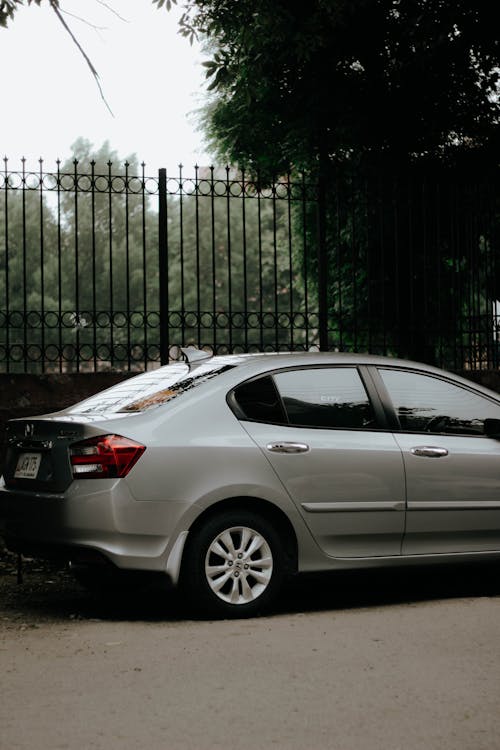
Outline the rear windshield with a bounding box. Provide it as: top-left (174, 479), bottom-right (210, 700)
top-left (68, 363), bottom-right (235, 415)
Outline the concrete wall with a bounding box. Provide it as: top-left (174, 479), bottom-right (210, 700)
top-left (1, 369), bottom-right (500, 474)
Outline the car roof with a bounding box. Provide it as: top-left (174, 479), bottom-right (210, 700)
top-left (188, 350), bottom-right (500, 400)
top-left (194, 350), bottom-right (441, 373)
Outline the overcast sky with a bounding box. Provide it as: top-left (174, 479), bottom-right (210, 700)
top-left (0, 0), bottom-right (211, 173)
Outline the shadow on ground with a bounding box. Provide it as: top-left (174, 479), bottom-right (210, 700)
top-left (1, 549), bottom-right (498, 624)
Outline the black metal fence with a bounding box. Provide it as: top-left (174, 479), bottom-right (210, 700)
top-left (0, 157), bottom-right (498, 373)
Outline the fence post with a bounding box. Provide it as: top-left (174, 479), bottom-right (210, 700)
top-left (158, 168), bottom-right (169, 365)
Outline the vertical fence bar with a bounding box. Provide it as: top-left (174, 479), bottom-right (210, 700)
top-left (241, 168), bottom-right (248, 352)
top-left (107, 160), bottom-right (114, 369)
top-left (90, 160), bottom-right (97, 372)
top-left (38, 158), bottom-right (45, 373)
top-left (377, 173), bottom-right (387, 355)
top-left (487, 175), bottom-right (498, 367)
top-left (435, 178), bottom-right (444, 367)
top-left (3, 157), bottom-right (10, 373)
top-left (350, 172), bottom-right (358, 352)
top-left (272, 179), bottom-right (279, 351)
top-left (56, 160), bottom-right (63, 373)
top-left (257, 177), bottom-right (264, 350)
top-left (287, 172), bottom-right (294, 351)
top-left (419, 175), bottom-right (428, 363)
top-left (125, 161), bottom-right (131, 370)
top-left (179, 164), bottom-right (186, 346)
top-left (363, 174), bottom-right (371, 354)
top-left (21, 158), bottom-right (27, 371)
top-left (392, 174), bottom-right (401, 356)
top-left (141, 162), bottom-right (148, 369)
top-left (158, 167), bottom-right (169, 365)
top-left (210, 166), bottom-right (217, 354)
top-left (225, 166), bottom-right (233, 352)
top-left (316, 164), bottom-right (329, 351)
top-left (301, 172), bottom-right (310, 351)
top-left (73, 159), bottom-right (80, 372)
top-left (335, 171), bottom-right (344, 351)
top-left (195, 164), bottom-right (201, 347)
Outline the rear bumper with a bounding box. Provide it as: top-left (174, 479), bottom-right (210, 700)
top-left (0, 478), bottom-right (192, 575)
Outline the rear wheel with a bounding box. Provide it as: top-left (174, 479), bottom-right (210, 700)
top-left (182, 510), bottom-right (286, 618)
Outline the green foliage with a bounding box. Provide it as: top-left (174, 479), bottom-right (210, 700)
top-left (301, 164), bottom-right (500, 364)
top-left (1, 142), bottom-right (315, 371)
top-left (0, 183), bottom-right (60, 311)
top-left (58, 138), bottom-right (159, 314)
top-left (0, 140), bottom-right (161, 371)
top-left (171, 0), bottom-right (499, 174)
top-left (164, 170), bottom-right (308, 351)
top-left (166, 0), bottom-right (500, 363)
top-left (0, 0), bottom-right (54, 28)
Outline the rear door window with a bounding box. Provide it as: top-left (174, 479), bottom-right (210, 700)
top-left (232, 367), bottom-right (375, 429)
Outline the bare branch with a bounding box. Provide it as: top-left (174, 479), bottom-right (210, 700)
top-left (59, 8), bottom-right (107, 32)
top-left (48, 0), bottom-right (114, 116)
top-left (95, 0), bottom-right (128, 23)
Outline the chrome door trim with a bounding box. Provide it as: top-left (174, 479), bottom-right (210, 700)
top-left (302, 501), bottom-right (406, 513)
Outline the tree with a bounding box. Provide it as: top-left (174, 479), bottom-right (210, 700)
top-left (0, 140), bottom-right (162, 372)
top-left (167, 0), bottom-right (499, 173)
top-left (57, 138), bottom-right (160, 369)
top-left (0, 164), bottom-right (65, 372)
top-left (164, 1), bottom-right (500, 365)
top-left (165, 167), bottom-right (307, 352)
top-left (0, 0), bottom-right (44, 27)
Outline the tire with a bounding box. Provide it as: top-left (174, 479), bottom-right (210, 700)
top-left (181, 510), bottom-right (287, 618)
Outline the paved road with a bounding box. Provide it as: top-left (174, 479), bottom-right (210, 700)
top-left (1, 563), bottom-right (499, 750)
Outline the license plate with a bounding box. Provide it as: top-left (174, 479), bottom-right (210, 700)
top-left (14, 453), bottom-right (42, 479)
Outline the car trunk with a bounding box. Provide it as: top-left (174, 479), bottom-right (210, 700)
top-left (3, 418), bottom-right (106, 493)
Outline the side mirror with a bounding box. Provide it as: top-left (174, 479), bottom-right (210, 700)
top-left (484, 418), bottom-right (500, 438)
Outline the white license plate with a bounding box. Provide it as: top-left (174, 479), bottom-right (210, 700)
top-left (14, 453), bottom-right (42, 479)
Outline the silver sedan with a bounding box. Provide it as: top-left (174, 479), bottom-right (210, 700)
top-left (2, 349), bottom-right (500, 617)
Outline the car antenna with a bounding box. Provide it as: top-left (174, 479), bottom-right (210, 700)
top-left (180, 346), bottom-right (213, 369)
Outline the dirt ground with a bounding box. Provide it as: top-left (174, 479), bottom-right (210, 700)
top-left (1, 551), bottom-right (500, 750)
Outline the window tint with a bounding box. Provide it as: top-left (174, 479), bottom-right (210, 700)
top-left (379, 369), bottom-right (500, 435)
top-left (274, 368), bottom-right (374, 429)
top-left (232, 376), bottom-right (286, 423)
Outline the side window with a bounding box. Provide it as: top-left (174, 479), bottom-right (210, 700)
top-left (232, 376), bottom-right (286, 424)
top-left (379, 369), bottom-right (500, 435)
top-left (274, 367), bottom-right (374, 429)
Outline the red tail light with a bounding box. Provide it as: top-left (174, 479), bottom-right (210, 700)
top-left (69, 435), bottom-right (146, 479)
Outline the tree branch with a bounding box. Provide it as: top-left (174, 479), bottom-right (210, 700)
top-left (48, 0), bottom-right (114, 116)
top-left (95, 0), bottom-right (128, 23)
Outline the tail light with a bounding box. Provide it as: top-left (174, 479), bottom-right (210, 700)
top-left (69, 435), bottom-right (146, 479)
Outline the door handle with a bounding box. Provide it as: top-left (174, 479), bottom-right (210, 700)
top-left (266, 442), bottom-right (310, 454)
top-left (411, 446), bottom-right (449, 458)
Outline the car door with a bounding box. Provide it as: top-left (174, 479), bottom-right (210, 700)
top-left (232, 366), bottom-right (406, 558)
top-left (375, 367), bottom-right (500, 555)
